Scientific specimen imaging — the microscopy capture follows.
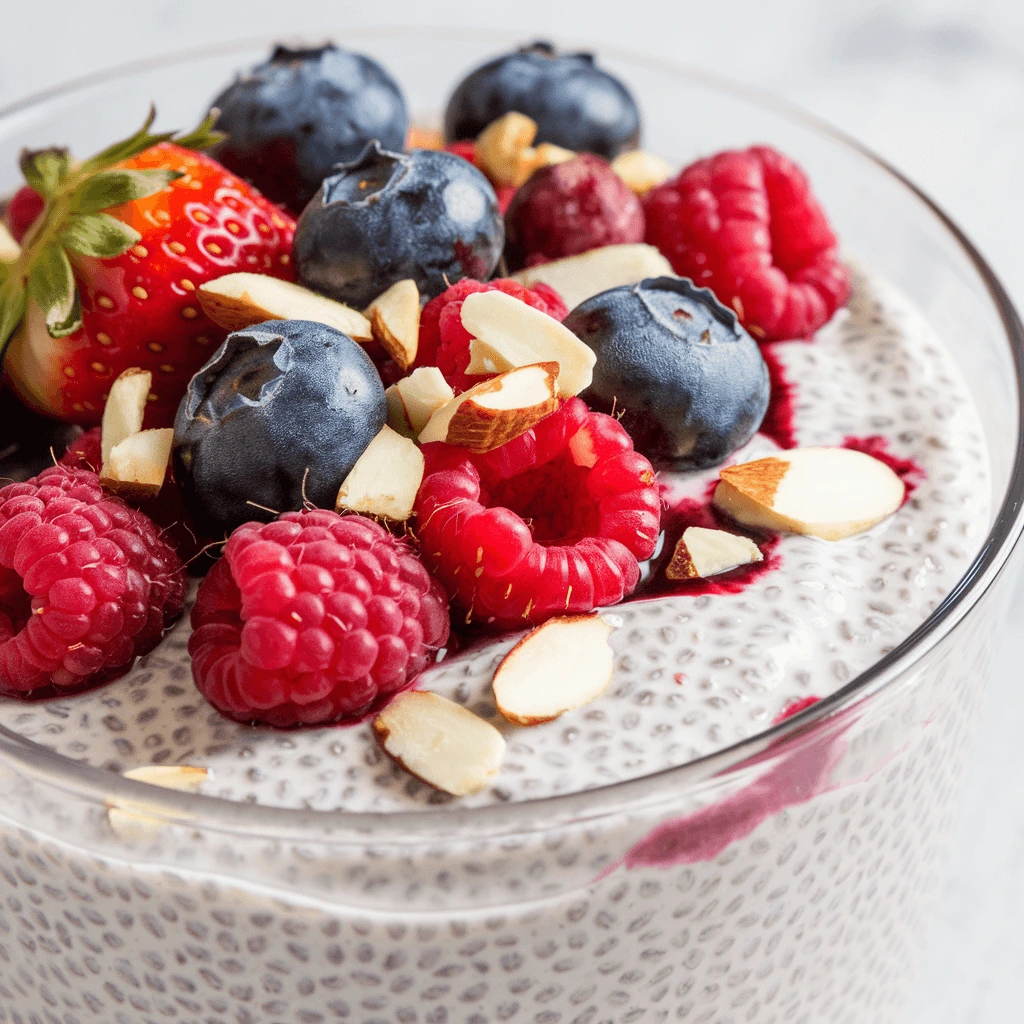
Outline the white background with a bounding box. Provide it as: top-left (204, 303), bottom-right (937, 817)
top-left (4, 1), bottom-right (1024, 1020)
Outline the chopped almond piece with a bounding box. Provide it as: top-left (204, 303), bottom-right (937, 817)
top-left (386, 367), bottom-right (455, 437)
top-left (511, 244), bottom-right (674, 311)
top-left (666, 526), bottom-right (763, 580)
top-left (0, 223), bottom-right (20, 263)
top-left (492, 615), bottom-right (615, 726)
top-left (365, 279), bottom-right (421, 369)
top-left (336, 425), bottom-right (425, 521)
top-left (459, 290), bottom-right (596, 396)
top-left (197, 272), bottom-right (373, 341)
top-left (713, 447), bottom-right (905, 541)
top-left (107, 765), bottom-right (209, 840)
top-left (373, 690), bottom-right (505, 796)
top-left (101, 428), bottom-right (174, 499)
top-left (418, 362), bottom-right (558, 452)
top-left (100, 367), bottom-right (151, 470)
top-left (476, 112), bottom-right (539, 188)
top-left (611, 149), bottom-right (674, 196)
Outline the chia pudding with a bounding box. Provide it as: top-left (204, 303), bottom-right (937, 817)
top-left (0, 37), bottom-right (1001, 1024)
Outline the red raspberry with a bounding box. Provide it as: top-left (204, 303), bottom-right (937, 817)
top-left (0, 465), bottom-right (186, 697)
top-left (505, 153), bottom-right (645, 270)
top-left (188, 510), bottom-right (451, 727)
top-left (644, 145), bottom-right (851, 341)
top-left (413, 277), bottom-right (568, 393)
top-left (415, 399), bottom-right (661, 629)
top-left (60, 426), bottom-right (102, 472)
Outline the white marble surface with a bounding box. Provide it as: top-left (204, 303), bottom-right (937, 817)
top-left (3, 1), bottom-right (1024, 1020)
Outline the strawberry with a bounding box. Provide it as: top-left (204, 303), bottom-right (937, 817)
top-left (0, 110), bottom-right (295, 427)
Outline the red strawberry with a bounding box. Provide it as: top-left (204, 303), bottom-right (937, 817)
top-left (0, 113), bottom-right (295, 427)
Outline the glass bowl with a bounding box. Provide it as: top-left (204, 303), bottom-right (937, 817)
top-left (0, 28), bottom-right (1021, 1024)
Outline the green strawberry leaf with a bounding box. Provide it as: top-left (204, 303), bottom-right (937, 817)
top-left (77, 105), bottom-right (176, 175)
top-left (173, 111), bottom-right (226, 151)
top-left (61, 213), bottom-right (141, 259)
top-left (27, 243), bottom-right (81, 338)
top-left (69, 168), bottom-right (184, 214)
top-left (0, 270), bottom-right (27, 356)
top-left (19, 147), bottom-right (71, 199)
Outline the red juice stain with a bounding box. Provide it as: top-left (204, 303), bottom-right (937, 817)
top-left (632, 481), bottom-right (783, 601)
top-left (841, 435), bottom-right (925, 504)
top-left (773, 695), bottom-right (821, 724)
top-left (758, 342), bottom-right (797, 450)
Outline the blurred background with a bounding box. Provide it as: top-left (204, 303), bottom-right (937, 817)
top-left (4, 1), bottom-right (1023, 1020)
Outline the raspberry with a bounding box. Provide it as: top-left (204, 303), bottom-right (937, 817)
top-left (0, 465), bottom-right (186, 697)
top-left (60, 426), bottom-right (102, 472)
top-left (415, 399), bottom-right (661, 628)
top-left (504, 153), bottom-right (645, 270)
top-left (644, 145), bottom-right (851, 341)
top-left (413, 277), bottom-right (568, 393)
top-left (188, 510), bottom-right (451, 727)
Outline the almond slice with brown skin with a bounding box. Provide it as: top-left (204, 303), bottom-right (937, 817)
top-left (418, 362), bottom-right (558, 452)
top-left (365, 279), bottom-right (421, 369)
top-left (510, 243), bottom-right (674, 311)
top-left (101, 428), bottom-right (174, 500)
top-left (666, 526), bottom-right (763, 580)
top-left (492, 614), bottom-right (615, 726)
top-left (386, 366), bottom-right (455, 437)
top-left (459, 289), bottom-right (596, 396)
top-left (197, 272), bottom-right (373, 341)
top-left (373, 690), bottom-right (505, 796)
top-left (713, 447), bottom-right (905, 540)
top-left (335, 424), bottom-right (424, 521)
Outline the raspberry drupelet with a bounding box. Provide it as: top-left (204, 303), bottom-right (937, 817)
top-left (0, 466), bottom-right (186, 697)
top-left (188, 509), bottom-right (450, 727)
top-left (644, 145), bottom-right (850, 342)
top-left (413, 277), bottom-right (568, 394)
top-left (415, 398), bottom-right (661, 629)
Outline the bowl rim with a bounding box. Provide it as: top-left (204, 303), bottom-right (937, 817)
top-left (1, 25), bottom-right (1022, 845)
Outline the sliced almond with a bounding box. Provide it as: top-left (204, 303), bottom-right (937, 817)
top-left (511, 244), bottom-right (674, 311)
top-left (611, 149), bottom-right (674, 197)
top-left (530, 142), bottom-right (576, 169)
top-left (492, 614), bottom-right (615, 726)
top-left (666, 526), bottom-right (763, 580)
top-left (460, 290), bottom-right (596, 396)
top-left (336, 424), bottom-right (424, 521)
top-left (101, 367), bottom-right (151, 470)
top-left (386, 366), bottom-right (455, 437)
top-left (475, 111), bottom-right (539, 188)
top-left (101, 428), bottom-right (174, 499)
top-left (418, 362), bottom-right (558, 452)
top-left (365, 279), bottom-right (421, 369)
top-left (373, 690), bottom-right (505, 796)
top-left (107, 765), bottom-right (209, 840)
top-left (0, 222), bottom-right (20, 263)
top-left (713, 447), bottom-right (905, 541)
top-left (197, 272), bottom-right (373, 342)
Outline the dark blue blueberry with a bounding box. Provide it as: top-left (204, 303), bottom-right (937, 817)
top-left (444, 41), bottom-right (640, 159)
top-left (209, 44), bottom-right (408, 214)
top-left (173, 319), bottom-right (385, 537)
top-left (294, 141), bottom-right (504, 309)
top-left (565, 278), bottom-right (770, 470)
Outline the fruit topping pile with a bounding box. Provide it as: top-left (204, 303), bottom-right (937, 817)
top-left (0, 36), bottom-right (907, 796)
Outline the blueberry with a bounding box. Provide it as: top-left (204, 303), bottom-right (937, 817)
top-left (208, 44), bottom-right (408, 214)
top-left (173, 319), bottom-right (385, 537)
top-left (294, 141), bottom-right (504, 309)
top-left (444, 41), bottom-right (640, 159)
top-left (566, 278), bottom-right (770, 470)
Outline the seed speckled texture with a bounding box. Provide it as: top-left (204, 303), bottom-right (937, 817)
top-left (0, 272), bottom-right (990, 812)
